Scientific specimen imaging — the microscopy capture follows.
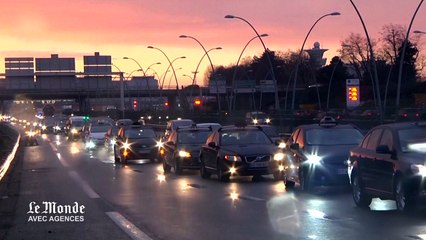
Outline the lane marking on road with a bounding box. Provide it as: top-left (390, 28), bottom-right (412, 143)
top-left (69, 171), bottom-right (100, 199)
top-left (238, 195), bottom-right (265, 201)
top-left (106, 211), bottom-right (153, 240)
top-left (49, 142), bottom-right (58, 152)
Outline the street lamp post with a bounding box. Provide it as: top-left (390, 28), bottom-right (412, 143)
top-left (290, 12), bottom-right (340, 112)
top-left (145, 62), bottom-right (161, 75)
top-left (396, 0), bottom-right (424, 111)
top-left (326, 58), bottom-right (342, 110)
top-left (225, 15), bottom-right (280, 111)
top-left (112, 64), bottom-right (125, 119)
top-left (179, 35), bottom-right (222, 113)
top-left (148, 46), bottom-right (186, 112)
top-left (349, 0), bottom-right (383, 122)
top-left (230, 34), bottom-right (268, 111)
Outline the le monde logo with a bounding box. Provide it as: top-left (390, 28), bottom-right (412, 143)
top-left (27, 201), bottom-right (85, 223)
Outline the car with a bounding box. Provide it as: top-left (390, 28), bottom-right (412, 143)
top-left (24, 128), bottom-right (39, 146)
top-left (162, 126), bottom-right (213, 175)
top-left (113, 124), bottom-right (159, 164)
top-left (348, 121), bottom-right (426, 212)
top-left (245, 111), bottom-right (271, 125)
top-left (64, 116), bottom-right (91, 141)
top-left (53, 119), bottom-right (67, 135)
top-left (396, 108), bottom-right (422, 121)
top-left (283, 117), bottom-right (364, 190)
top-left (199, 125), bottom-right (285, 182)
top-left (116, 118), bottom-right (133, 127)
top-left (85, 122), bottom-right (112, 149)
top-left (164, 119), bottom-right (194, 140)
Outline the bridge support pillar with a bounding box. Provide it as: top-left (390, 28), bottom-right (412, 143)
top-left (78, 97), bottom-right (90, 114)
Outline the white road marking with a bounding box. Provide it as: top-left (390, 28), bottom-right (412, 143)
top-left (69, 171), bottom-right (100, 199)
top-left (106, 211), bottom-right (153, 240)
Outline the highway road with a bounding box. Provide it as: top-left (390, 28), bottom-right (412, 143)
top-left (1, 132), bottom-right (426, 240)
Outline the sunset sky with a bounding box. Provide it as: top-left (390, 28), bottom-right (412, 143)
top-left (0, 0), bottom-right (425, 86)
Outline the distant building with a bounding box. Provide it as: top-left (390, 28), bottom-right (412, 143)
top-left (305, 42), bottom-right (328, 70)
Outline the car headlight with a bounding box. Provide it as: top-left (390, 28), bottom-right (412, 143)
top-left (411, 164), bottom-right (426, 177)
top-left (224, 155), bottom-right (242, 162)
top-left (156, 140), bottom-right (164, 148)
top-left (178, 150), bottom-right (191, 158)
top-left (26, 131), bottom-right (36, 137)
top-left (273, 152), bottom-right (285, 161)
top-left (86, 141), bottom-right (95, 149)
top-left (71, 128), bottom-right (78, 134)
top-left (122, 141), bottom-right (131, 150)
top-left (41, 125), bottom-right (47, 130)
top-left (265, 118), bottom-right (271, 124)
top-left (306, 154), bottom-right (322, 165)
top-left (278, 142), bottom-right (286, 149)
top-left (252, 119), bottom-right (259, 125)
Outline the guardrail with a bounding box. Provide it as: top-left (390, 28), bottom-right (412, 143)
top-left (0, 124), bottom-right (20, 183)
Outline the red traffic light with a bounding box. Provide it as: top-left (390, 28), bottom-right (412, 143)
top-left (164, 101), bottom-right (169, 107)
top-left (133, 99), bottom-right (137, 109)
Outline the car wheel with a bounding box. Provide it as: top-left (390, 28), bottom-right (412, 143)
top-left (174, 159), bottom-right (182, 175)
top-left (217, 162), bottom-right (230, 182)
top-left (299, 169), bottom-right (311, 191)
top-left (284, 178), bottom-right (295, 189)
top-left (200, 160), bottom-right (211, 179)
top-left (163, 160), bottom-right (171, 174)
top-left (394, 177), bottom-right (416, 212)
top-left (352, 173), bottom-right (372, 208)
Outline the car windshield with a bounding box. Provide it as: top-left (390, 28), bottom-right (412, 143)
top-left (125, 128), bottom-right (156, 139)
top-left (177, 131), bottom-right (211, 144)
top-left (398, 128), bottom-right (426, 153)
top-left (261, 126), bottom-right (279, 138)
top-left (90, 125), bottom-right (110, 133)
top-left (305, 128), bottom-right (363, 145)
top-left (72, 121), bottom-right (85, 127)
top-left (220, 129), bottom-right (272, 146)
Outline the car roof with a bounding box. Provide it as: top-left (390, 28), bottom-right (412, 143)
top-left (373, 121), bottom-right (426, 130)
top-left (218, 125), bottom-right (265, 132)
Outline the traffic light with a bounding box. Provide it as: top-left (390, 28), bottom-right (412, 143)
top-left (133, 99), bottom-right (137, 110)
top-left (164, 101), bottom-right (169, 107)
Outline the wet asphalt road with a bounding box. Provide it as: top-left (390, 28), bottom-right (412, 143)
top-left (2, 133), bottom-right (426, 240)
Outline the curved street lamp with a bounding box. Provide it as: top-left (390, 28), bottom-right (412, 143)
top-left (414, 30), bottom-right (426, 35)
top-left (146, 62), bottom-right (161, 75)
top-left (123, 57), bottom-right (146, 76)
top-left (230, 34), bottom-right (268, 110)
top-left (179, 35), bottom-right (222, 112)
top-left (290, 11), bottom-right (340, 112)
top-left (225, 14), bottom-right (280, 110)
top-left (111, 63), bottom-right (125, 118)
top-left (349, 0), bottom-right (383, 122)
top-left (192, 47), bottom-right (222, 86)
top-left (147, 46), bottom-right (184, 91)
top-left (159, 56), bottom-right (186, 90)
top-left (396, 0), bottom-right (424, 111)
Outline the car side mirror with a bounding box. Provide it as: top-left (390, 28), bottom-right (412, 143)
top-left (290, 143), bottom-right (299, 150)
top-left (208, 142), bottom-right (216, 148)
top-left (376, 145), bottom-right (392, 154)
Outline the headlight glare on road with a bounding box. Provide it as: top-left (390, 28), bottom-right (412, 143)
top-left (178, 150), bottom-right (191, 158)
top-left (411, 164), bottom-right (426, 177)
top-left (306, 154), bottom-right (322, 165)
top-left (273, 152), bottom-right (285, 161)
top-left (224, 155), bottom-right (242, 162)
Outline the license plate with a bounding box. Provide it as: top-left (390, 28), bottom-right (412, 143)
top-left (138, 150), bottom-right (150, 154)
top-left (250, 162), bottom-right (269, 168)
top-left (337, 168), bottom-right (347, 175)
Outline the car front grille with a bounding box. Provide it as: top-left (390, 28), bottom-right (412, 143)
top-left (245, 155), bottom-right (271, 163)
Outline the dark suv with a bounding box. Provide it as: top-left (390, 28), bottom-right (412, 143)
top-left (348, 121), bottom-right (426, 212)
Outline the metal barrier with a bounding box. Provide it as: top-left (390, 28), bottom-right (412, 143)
top-left (0, 125), bottom-right (20, 183)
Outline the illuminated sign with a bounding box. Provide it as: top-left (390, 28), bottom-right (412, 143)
top-left (346, 79), bottom-right (360, 107)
